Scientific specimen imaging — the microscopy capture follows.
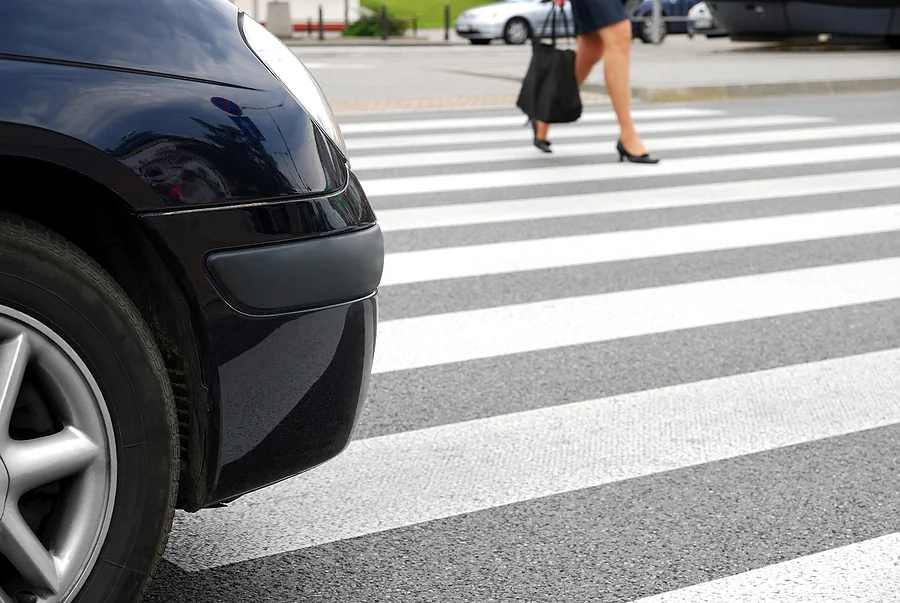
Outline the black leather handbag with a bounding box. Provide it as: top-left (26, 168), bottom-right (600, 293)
top-left (516, 5), bottom-right (583, 124)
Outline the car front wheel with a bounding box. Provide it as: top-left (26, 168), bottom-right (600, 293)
top-left (504, 17), bottom-right (530, 44)
top-left (0, 213), bottom-right (178, 603)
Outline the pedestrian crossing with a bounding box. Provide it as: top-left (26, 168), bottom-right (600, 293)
top-left (160, 101), bottom-right (900, 602)
top-left (347, 114), bottom-right (829, 151)
top-left (362, 143), bottom-right (900, 197)
top-left (352, 123), bottom-right (900, 171)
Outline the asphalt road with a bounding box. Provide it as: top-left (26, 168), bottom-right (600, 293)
top-left (147, 90), bottom-right (900, 603)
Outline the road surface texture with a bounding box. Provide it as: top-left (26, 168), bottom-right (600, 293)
top-left (147, 90), bottom-right (900, 603)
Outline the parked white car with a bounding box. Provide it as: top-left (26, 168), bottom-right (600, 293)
top-left (455, 0), bottom-right (576, 45)
top-left (686, 1), bottom-right (728, 38)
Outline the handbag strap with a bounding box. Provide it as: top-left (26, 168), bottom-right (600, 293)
top-left (536, 3), bottom-right (573, 47)
top-left (536, 4), bottom-right (557, 44)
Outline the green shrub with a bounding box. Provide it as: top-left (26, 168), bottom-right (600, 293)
top-left (342, 13), bottom-right (410, 37)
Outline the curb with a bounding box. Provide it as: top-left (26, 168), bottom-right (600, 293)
top-left (603, 77), bottom-right (900, 102)
top-left (439, 70), bottom-right (900, 103)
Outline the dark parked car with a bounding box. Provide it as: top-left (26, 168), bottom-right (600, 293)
top-left (708, 0), bottom-right (900, 47)
top-left (630, 0), bottom-right (704, 43)
top-left (0, 1), bottom-right (384, 602)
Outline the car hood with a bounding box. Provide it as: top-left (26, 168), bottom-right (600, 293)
top-left (0, 0), bottom-right (273, 90)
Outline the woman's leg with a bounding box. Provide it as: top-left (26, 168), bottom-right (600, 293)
top-left (598, 19), bottom-right (648, 156)
top-left (535, 34), bottom-right (604, 142)
top-left (576, 31), bottom-right (604, 84)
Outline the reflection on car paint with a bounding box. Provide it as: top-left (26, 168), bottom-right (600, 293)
top-left (0, 0), bottom-right (349, 209)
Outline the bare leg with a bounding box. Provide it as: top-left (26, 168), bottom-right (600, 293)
top-left (575, 31), bottom-right (604, 85)
top-left (535, 33), bottom-right (603, 142)
top-left (598, 19), bottom-right (647, 156)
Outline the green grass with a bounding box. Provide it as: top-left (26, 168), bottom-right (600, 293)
top-left (360, 0), bottom-right (489, 28)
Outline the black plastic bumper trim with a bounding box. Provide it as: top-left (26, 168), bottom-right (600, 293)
top-left (205, 224), bottom-right (384, 315)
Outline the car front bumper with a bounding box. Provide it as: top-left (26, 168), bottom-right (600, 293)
top-left (140, 169), bottom-right (383, 510)
top-left (455, 19), bottom-right (504, 39)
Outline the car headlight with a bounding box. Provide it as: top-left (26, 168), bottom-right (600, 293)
top-left (239, 13), bottom-right (348, 159)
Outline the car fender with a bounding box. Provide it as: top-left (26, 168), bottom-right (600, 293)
top-left (0, 0), bottom-right (347, 211)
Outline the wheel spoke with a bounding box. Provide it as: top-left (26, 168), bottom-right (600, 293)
top-left (0, 508), bottom-right (59, 594)
top-left (5, 427), bottom-right (100, 495)
top-left (0, 334), bottom-right (29, 434)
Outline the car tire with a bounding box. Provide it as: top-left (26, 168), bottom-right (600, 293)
top-left (888, 36), bottom-right (900, 50)
top-left (0, 212), bottom-right (178, 603)
top-left (503, 17), bottom-right (530, 44)
top-left (639, 15), bottom-right (667, 43)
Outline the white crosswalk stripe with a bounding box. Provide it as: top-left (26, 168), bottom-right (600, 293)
top-left (164, 103), bottom-right (900, 602)
top-left (164, 348), bottom-right (900, 570)
top-left (351, 123), bottom-right (900, 170)
top-left (380, 205), bottom-right (900, 286)
top-left (346, 114), bottom-right (830, 151)
top-left (376, 168), bottom-right (900, 231)
top-left (373, 257), bottom-right (900, 373)
top-left (632, 533), bottom-right (900, 602)
top-left (341, 107), bottom-right (724, 135)
top-left (361, 142), bottom-right (900, 197)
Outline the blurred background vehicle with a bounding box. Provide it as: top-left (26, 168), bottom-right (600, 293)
top-left (687, 1), bottom-right (729, 38)
top-left (630, 0), bottom-right (703, 43)
top-left (708, 0), bottom-right (900, 48)
top-left (453, 0), bottom-right (739, 46)
top-left (454, 0), bottom-right (576, 44)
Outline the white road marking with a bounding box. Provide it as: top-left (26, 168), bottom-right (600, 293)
top-left (380, 204), bottom-right (900, 286)
top-left (163, 348), bottom-right (900, 571)
top-left (341, 107), bottom-right (724, 135)
top-left (361, 142), bottom-right (900, 198)
top-left (333, 98), bottom-right (613, 118)
top-left (376, 168), bottom-right (900, 232)
top-left (350, 123), bottom-right (900, 171)
top-left (633, 533), bottom-right (900, 602)
top-left (372, 257), bottom-right (900, 374)
top-left (346, 115), bottom-right (829, 151)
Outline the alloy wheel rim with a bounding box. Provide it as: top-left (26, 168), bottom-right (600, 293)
top-left (644, 16), bottom-right (664, 38)
top-left (0, 305), bottom-right (117, 603)
top-left (508, 21), bottom-right (527, 43)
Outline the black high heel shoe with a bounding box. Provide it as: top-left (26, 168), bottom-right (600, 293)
top-left (616, 139), bottom-right (659, 164)
top-left (526, 118), bottom-right (552, 154)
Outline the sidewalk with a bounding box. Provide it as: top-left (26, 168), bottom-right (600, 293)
top-left (453, 36), bottom-right (900, 102)
top-left (293, 32), bottom-right (900, 113)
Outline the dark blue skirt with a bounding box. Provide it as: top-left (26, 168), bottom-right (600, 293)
top-left (570, 0), bottom-right (629, 35)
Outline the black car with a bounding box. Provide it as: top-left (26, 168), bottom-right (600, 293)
top-left (0, 1), bottom-right (384, 601)
top-left (708, 0), bottom-right (900, 47)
